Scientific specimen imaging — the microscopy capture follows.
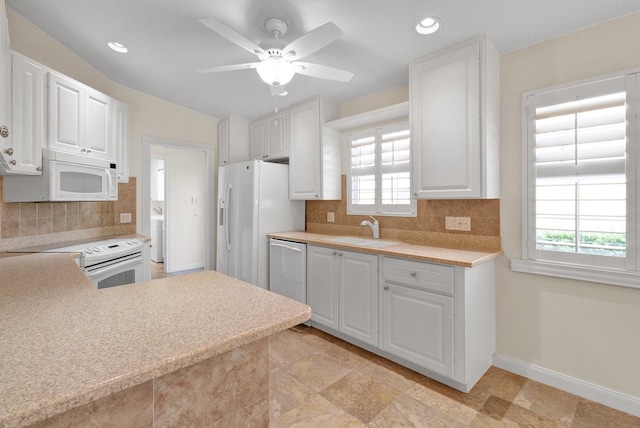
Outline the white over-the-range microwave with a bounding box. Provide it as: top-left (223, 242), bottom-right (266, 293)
top-left (3, 149), bottom-right (118, 202)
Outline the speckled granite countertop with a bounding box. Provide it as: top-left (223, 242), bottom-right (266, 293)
top-left (268, 231), bottom-right (502, 267)
top-left (0, 253), bottom-right (310, 427)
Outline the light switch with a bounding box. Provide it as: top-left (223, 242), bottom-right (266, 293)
top-left (120, 213), bottom-right (132, 223)
top-left (327, 212), bottom-right (335, 223)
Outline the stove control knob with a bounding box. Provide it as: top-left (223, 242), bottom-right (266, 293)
top-left (93, 247), bottom-right (100, 252)
top-left (85, 249), bottom-right (93, 254)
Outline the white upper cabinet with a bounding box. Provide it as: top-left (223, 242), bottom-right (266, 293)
top-left (0, 0), bottom-right (11, 160)
top-left (113, 99), bottom-right (129, 182)
top-left (9, 53), bottom-right (45, 174)
top-left (411, 36), bottom-right (499, 199)
top-left (250, 111), bottom-right (287, 161)
top-left (218, 114), bottom-right (249, 166)
top-left (288, 97), bottom-right (341, 200)
top-left (84, 87), bottom-right (111, 158)
top-left (47, 72), bottom-right (114, 160)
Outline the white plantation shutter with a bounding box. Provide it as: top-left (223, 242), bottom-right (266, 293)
top-left (381, 129), bottom-right (411, 207)
top-left (526, 76), bottom-right (629, 268)
top-left (348, 122), bottom-right (415, 216)
top-left (350, 134), bottom-right (376, 206)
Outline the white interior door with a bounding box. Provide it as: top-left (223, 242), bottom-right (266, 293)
top-left (141, 137), bottom-right (214, 274)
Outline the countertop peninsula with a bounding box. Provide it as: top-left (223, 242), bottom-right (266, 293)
top-left (268, 231), bottom-right (502, 267)
top-left (0, 252), bottom-right (310, 427)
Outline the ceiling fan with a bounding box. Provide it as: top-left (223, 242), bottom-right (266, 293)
top-left (197, 17), bottom-right (354, 95)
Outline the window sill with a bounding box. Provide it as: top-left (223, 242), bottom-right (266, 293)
top-left (510, 259), bottom-right (640, 289)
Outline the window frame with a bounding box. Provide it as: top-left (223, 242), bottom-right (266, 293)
top-left (513, 69), bottom-right (640, 289)
top-left (347, 121), bottom-right (416, 217)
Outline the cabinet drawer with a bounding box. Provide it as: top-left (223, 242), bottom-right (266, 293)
top-left (383, 257), bottom-right (454, 295)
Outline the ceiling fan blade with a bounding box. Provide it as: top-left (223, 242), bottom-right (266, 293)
top-left (196, 62), bottom-right (259, 74)
top-left (199, 18), bottom-right (266, 57)
top-left (294, 62), bottom-right (354, 82)
top-left (283, 22), bottom-right (343, 60)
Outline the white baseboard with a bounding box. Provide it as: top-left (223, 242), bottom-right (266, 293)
top-left (166, 262), bottom-right (204, 274)
top-left (493, 354), bottom-right (640, 418)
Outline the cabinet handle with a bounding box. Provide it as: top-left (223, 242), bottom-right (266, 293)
top-left (9, 160), bottom-right (16, 165)
top-left (0, 125), bottom-right (8, 138)
top-left (384, 285), bottom-right (389, 291)
top-left (332, 251), bottom-right (337, 256)
top-left (37, 166), bottom-right (42, 171)
top-left (5, 147), bottom-right (14, 156)
top-left (410, 272), bottom-right (417, 277)
top-left (338, 252), bottom-right (343, 256)
top-left (81, 148), bottom-right (86, 153)
top-left (263, 154), bottom-right (268, 158)
top-left (86, 149), bottom-right (92, 154)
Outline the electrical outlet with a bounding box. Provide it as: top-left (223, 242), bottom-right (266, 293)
top-left (327, 212), bottom-right (335, 223)
top-left (445, 216), bottom-right (471, 231)
top-left (120, 213), bottom-right (132, 223)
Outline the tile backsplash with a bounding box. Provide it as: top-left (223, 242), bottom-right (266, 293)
top-left (0, 176), bottom-right (136, 251)
top-left (306, 176), bottom-right (501, 252)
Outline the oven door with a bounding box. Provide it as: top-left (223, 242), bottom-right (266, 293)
top-left (84, 253), bottom-right (144, 289)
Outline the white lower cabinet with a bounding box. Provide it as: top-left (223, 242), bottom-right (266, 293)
top-left (306, 245), bottom-right (495, 392)
top-left (307, 245), bottom-right (378, 346)
top-left (381, 282), bottom-right (454, 378)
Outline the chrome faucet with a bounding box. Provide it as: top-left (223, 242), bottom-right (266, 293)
top-left (360, 215), bottom-right (379, 239)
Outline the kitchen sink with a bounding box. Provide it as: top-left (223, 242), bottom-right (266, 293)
top-left (325, 236), bottom-right (399, 248)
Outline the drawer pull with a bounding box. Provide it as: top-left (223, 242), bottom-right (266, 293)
top-left (410, 272), bottom-right (417, 277)
top-left (384, 285), bottom-right (389, 291)
top-left (332, 251), bottom-right (337, 256)
top-left (338, 252), bottom-right (343, 256)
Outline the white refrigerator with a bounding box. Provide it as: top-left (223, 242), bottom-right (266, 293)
top-left (217, 160), bottom-right (305, 289)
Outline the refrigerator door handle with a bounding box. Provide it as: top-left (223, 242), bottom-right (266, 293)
top-left (224, 183), bottom-right (232, 250)
top-left (269, 241), bottom-right (303, 253)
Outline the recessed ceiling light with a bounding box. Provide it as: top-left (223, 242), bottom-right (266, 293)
top-left (107, 41), bottom-right (128, 53)
top-left (414, 17), bottom-right (441, 35)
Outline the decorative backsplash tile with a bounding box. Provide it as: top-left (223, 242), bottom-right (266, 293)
top-left (306, 176), bottom-right (501, 252)
top-left (0, 176), bottom-right (137, 246)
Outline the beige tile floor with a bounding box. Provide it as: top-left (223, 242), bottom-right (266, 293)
top-left (269, 325), bottom-right (640, 427)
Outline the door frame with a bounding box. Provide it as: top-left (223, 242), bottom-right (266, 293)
top-left (142, 136), bottom-right (215, 271)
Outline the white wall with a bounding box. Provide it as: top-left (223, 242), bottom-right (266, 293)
top-left (499, 11), bottom-right (640, 398)
top-left (6, 7), bottom-right (218, 233)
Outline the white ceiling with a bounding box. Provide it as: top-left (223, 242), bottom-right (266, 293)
top-left (6, 0), bottom-right (640, 120)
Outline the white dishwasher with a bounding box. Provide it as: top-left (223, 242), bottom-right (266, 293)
top-left (269, 238), bottom-right (307, 309)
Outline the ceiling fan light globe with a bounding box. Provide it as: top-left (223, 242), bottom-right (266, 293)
top-left (256, 58), bottom-right (296, 87)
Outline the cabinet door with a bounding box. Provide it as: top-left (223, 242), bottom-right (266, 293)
top-left (266, 111), bottom-right (287, 159)
top-left (250, 118), bottom-right (267, 160)
top-left (381, 282), bottom-right (454, 377)
top-left (307, 245), bottom-right (339, 330)
top-left (411, 42), bottom-right (480, 199)
top-left (48, 72), bottom-right (83, 153)
top-left (0, 0), bottom-right (10, 155)
top-left (339, 250), bottom-right (378, 346)
top-left (113, 100), bottom-right (129, 182)
top-left (218, 118), bottom-right (229, 166)
top-left (84, 87), bottom-right (112, 159)
top-left (289, 98), bottom-right (321, 199)
top-left (10, 54), bottom-right (45, 174)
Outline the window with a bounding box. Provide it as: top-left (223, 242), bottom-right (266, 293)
top-left (513, 72), bottom-right (640, 288)
top-left (348, 122), bottom-right (415, 216)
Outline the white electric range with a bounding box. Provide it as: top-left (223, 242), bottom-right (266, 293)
top-left (52, 238), bottom-right (148, 289)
